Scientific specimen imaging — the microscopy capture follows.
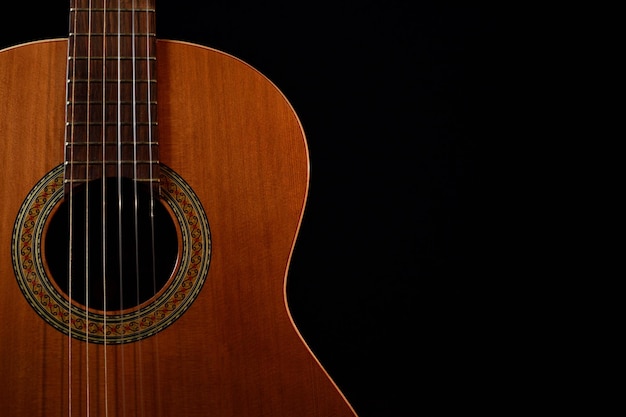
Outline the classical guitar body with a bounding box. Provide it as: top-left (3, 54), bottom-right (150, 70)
top-left (0, 4), bottom-right (357, 417)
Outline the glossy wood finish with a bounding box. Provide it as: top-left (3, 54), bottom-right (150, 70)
top-left (0, 39), bottom-right (358, 417)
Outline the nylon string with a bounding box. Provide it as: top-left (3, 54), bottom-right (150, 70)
top-left (115, 1), bottom-right (128, 413)
top-left (84, 4), bottom-right (94, 415)
top-left (101, 1), bottom-right (110, 415)
top-left (130, 2), bottom-right (147, 415)
top-left (145, 3), bottom-right (161, 413)
top-left (66, 2), bottom-right (79, 415)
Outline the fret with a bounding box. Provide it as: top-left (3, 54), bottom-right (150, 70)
top-left (70, 8), bottom-right (155, 12)
top-left (64, 178), bottom-right (160, 184)
top-left (67, 140), bottom-right (158, 145)
top-left (65, 163), bottom-right (160, 173)
top-left (66, 126), bottom-right (158, 144)
top-left (65, 160), bottom-right (159, 165)
top-left (70, 33), bottom-right (156, 37)
top-left (65, 140), bottom-right (158, 154)
top-left (70, 17), bottom-right (155, 35)
top-left (66, 82), bottom-right (157, 92)
top-left (67, 122), bottom-right (157, 126)
top-left (69, 101), bottom-right (156, 105)
top-left (69, 50), bottom-right (154, 58)
top-left (65, 138), bottom-right (158, 146)
top-left (66, 124), bottom-right (157, 135)
top-left (70, 57), bottom-right (156, 60)
top-left (67, 116), bottom-right (157, 126)
top-left (69, 100), bottom-right (156, 103)
top-left (66, 99), bottom-right (157, 107)
top-left (68, 79), bottom-right (157, 83)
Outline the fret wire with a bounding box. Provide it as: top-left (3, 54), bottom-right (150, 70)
top-left (67, 122), bottom-right (157, 126)
top-left (69, 57), bottom-right (156, 60)
top-left (65, 178), bottom-right (160, 183)
top-left (64, 161), bottom-right (159, 165)
top-left (66, 100), bottom-right (157, 106)
top-left (66, 142), bottom-right (159, 145)
top-left (68, 101), bottom-right (157, 105)
top-left (70, 33), bottom-right (156, 36)
top-left (68, 80), bottom-right (157, 83)
top-left (70, 8), bottom-right (155, 12)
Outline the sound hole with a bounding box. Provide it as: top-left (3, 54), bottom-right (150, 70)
top-left (45, 178), bottom-right (178, 312)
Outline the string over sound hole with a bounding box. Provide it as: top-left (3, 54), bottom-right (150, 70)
top-left (45, 177), bottom-right (178, 312)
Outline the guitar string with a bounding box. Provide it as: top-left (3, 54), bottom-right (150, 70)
top-left (84, 3), bottom-right (93, 415)
top-left (116, 1), bottom-right (129, 413)
top-left (67, 1), bottom-right (79, 415)
top-left (145, 4), bottom-right (163, 412)
top-left (130, 3), bottom-right (147, 415)
top-left (101, 1), bottom-right (110, 416)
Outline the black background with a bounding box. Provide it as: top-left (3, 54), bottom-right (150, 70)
top-left (1, 2), bottom-right (509, 416)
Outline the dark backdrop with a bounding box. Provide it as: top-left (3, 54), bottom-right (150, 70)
top-left (1, 2), bottom-right (506, 416)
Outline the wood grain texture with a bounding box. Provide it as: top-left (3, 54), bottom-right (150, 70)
top-left (0, 39), bottom-right (358, 417)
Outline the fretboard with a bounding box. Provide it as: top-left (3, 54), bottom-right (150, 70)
top-left (65, 0), bottom-right (159, 195)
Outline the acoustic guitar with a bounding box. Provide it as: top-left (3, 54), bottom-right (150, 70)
top-left (0, 1), bottom-right (358, 415)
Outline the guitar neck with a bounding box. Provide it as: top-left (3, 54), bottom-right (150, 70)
top-left (65, 0), bottom-right (159, 195)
